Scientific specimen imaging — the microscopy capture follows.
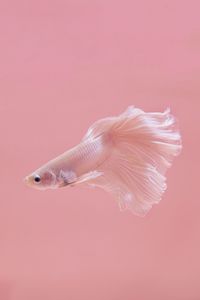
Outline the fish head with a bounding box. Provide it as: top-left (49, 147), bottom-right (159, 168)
top-left (24, 168), bottom-right (57, 190)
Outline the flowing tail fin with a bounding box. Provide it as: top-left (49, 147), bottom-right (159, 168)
top-left (82, 106), bottom-right (182, 216)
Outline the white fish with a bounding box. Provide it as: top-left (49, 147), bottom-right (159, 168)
top-left (24, 106), bottom-right (182, 216)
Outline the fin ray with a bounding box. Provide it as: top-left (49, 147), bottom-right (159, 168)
top-left (83, 107), bottom-right (181, 216)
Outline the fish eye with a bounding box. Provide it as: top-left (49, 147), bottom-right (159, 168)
top-left (34, 175), bottom-right (41, 183)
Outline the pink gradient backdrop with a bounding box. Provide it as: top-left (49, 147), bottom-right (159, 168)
top-left (0, 0), bottom-right (199, 299)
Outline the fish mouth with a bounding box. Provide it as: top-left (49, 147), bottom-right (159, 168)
top-left (23, 176), bottom-right (30, 186)
top-left (23, 176), bottom-right (43, 190)
top-left (23, 175), bottom-right (34, 187)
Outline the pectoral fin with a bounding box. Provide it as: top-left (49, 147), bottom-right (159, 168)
top-left (58, 170), bottom-right (77, 187)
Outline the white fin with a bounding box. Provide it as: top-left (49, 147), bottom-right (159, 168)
top-left (82, 106), bottom-right (182, 216)
top-left (71, 171), bottom-right (103, 186)
top-left (58, 170), bottom-right (77, 186)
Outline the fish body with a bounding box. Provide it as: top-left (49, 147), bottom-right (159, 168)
top-left (25, 106), bottom-right (182, 216)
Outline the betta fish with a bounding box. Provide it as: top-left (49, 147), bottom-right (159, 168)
top-left (24, 106), bottom-right (182, 216)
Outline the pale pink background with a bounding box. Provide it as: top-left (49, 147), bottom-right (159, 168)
top-left (0, 0), bottom-right (199, 299)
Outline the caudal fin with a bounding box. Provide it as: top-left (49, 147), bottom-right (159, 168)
top-left (83, 106), bottom-right (182, 216)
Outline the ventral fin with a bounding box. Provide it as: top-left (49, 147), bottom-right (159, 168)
top-left (71, 170), bottom-right (103, 186)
